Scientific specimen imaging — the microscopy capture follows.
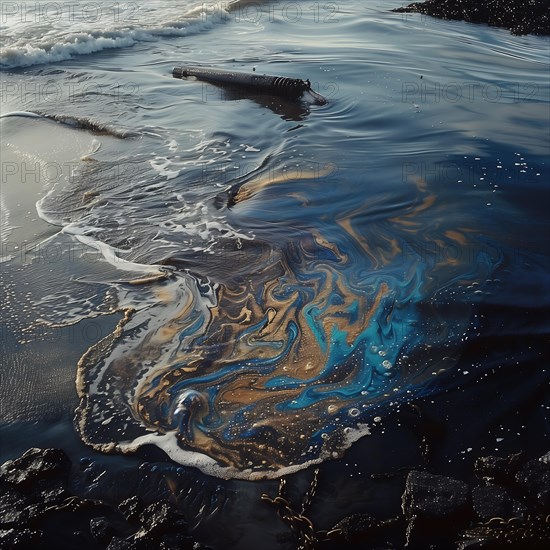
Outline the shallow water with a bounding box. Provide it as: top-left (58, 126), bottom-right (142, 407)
top-left (1, 0), bottom-right (549, 545)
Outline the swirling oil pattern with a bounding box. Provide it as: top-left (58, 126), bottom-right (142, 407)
top-left (75, 164), bottom-right (501, 479)
top-left (1, 6), bottom-right (548, 550)
top-left (3, 0), bottom-right (545, 484)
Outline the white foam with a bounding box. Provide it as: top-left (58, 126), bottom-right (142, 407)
top-left (0, 3), bottom-right (229, 69)
top-left (0, 111), bottom-right (43, 119)
top-left (110, 406), bottom-right (378, 480)
top-left (149, 156), bottom-right (181, 180)
top-left (0, 194), bottom-right (13, 263)
top-left (118, 430), bottom-right (329, 481)
top-left (160, 199), bottom-right (255, 245)
top-left (66, 230), bottom-right (167, 276)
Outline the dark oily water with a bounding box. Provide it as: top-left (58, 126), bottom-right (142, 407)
top-left (72, 155), bottom-right (502, 479)
top-left (1, 0), bottom-right (548, 487)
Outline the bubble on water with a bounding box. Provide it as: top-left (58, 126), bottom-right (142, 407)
top-left (74, 166), bottom-right (501, 479)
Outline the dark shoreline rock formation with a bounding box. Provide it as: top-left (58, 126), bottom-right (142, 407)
top-left (393, 0), bottom-right (550, 35)
top-left (0, 448), bottom-right (213, 550)
top-left (2, 447), bottom-right (549, 549)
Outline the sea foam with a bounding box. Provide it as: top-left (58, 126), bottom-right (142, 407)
top-left (0, 3), bottom-right (229, 69)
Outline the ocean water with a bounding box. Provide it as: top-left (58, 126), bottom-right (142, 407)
top-left (1, 0), bottom-right (549, 546)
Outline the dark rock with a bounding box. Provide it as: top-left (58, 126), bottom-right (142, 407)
top-left (457, 539), bottom-right (489, 549)
top-left (119, 496), bottom-right (144, 525)
top-left (328, 512), bottom-right (402, 545)
top-left (402, 471), bottom-right (471, 548)
top-left (326, 512), bottom-right (404, 548)
top-left (402, 470), bottom-right (470, 519)
top-left (90, 516), bottom-right (116, 544)
top-left (330, 513), bottom-right (379, 540)
top-left (160, 532), bottom-right (196, 549)
top-left (192, 543), bottom-right (215, 550)
top-left (109, 535), bottom-right (163, 550)
top-left (472, 484), bottom-right (527, 520)
top-left (136, 500), bottom-right (188, 539)
top-left (460, 514), bottom-right (550, 549)
top-left (26, 495), bottom-right (114, 531)
top-left (0, 528), bottom-right (43, 547)
top-left (36, 480), bottom-right (71, 504)
top-left (0, 487), bottom-right (27, 527)
top-left (474, 453), bottom-right (523, 484)
top-left (392, 0), bottom-right (550, 36)
top-left (108, 536), bottom-right (144, 549)
top-left (25, 503), bottom-right (48, 523)
top-left (107, 536), bottom-right (129, 549)
top-left (0, 448), bottom-right (71, 488)
top-left (1, 481), bottom-right (70, 527)
top-left (515, 454), bottom-right (550, 509)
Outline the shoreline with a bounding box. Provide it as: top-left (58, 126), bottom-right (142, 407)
top-left (1, 444), bottom-right (548, 548)
top-left (392, 0), bottom-right (550, 35)
top-left (1, 3), bottom-right (548, 548)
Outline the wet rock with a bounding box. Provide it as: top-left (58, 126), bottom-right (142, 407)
top-left (402, 471), bottom-right (471, 548)
top-left (457, 539), bottom-right (490, 549)
top-left (330, 513), bottom-right (380, 540)
top-left (0, 527), bottom-right (43, 547)
top-left (160, 532), bottom-right (197, 549)
top-left (136, 500), bottom-right (188, 539)
top-left (27, 495), bottom-right (110, 525)
top-left (20, 489), bottom-right (80, 526)
top-left (328, 512), bottom-right (403, 545)
top-left (474, 453), bottom-right (523, 484)
top-left (392, 0), bottom-right (550, 36)
top-left (459, 514), bottom-right (550, 549)
top-left (107, 537), bottom-right (127, 549)
top-left (515, 455), bottom-right (550, 509)
top-left (402, 470), bottom-right (470, 519)
top-left (90, 516), bottom-right (116, 544)
top-left (0, 448), bottom-right (71, 488)
top-left (0, 447), bottom-right (212, 550)
top-left (108, 535), bottom-right (147, 549)
top-left (37, 481), bottom-right (71, 505)
top-left (0, 487), bottom-right (27, 527)
top-left (472, 484), bottom-right (527, 520)
top-left (25, 502), bottom-right (49, 524)
top-left (119, 496), bottom-right (145, 525)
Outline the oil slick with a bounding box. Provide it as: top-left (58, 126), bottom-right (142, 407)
top-left (75, 168), bottom-right (501, 480)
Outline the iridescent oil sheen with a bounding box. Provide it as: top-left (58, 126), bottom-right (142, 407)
top-left (75, 174), bottom-right (499, 479)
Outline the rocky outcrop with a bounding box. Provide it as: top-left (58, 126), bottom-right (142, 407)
top-left (1, 447), bottom-right (549, 549)
top-left (393, 0), bottom-right (550, 35)
top-left (315, 452), bottom-right (550, 548)
top-left (0, 448), bottom-right (213, 550)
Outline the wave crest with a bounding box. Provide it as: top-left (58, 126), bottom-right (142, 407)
top-left (0, 5), bottom-right (229, 69)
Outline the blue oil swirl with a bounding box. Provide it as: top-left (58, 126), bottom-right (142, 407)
top-left (75, 173), bottom-right (501, 478)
